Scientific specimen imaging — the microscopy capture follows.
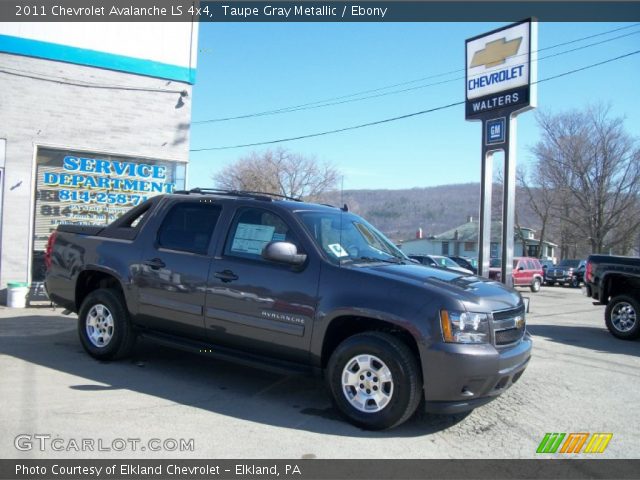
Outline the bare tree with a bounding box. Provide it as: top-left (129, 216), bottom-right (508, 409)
top-left (212, 148), bottom-right (340, 200)
top-left (517, 166), bottom-right (556, 258)
top-left (531, 104), bottom-right (640, 255)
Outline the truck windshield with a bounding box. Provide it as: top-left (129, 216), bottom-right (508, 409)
top-left (559, 259), bottom-right (580, 267)
top-left (433, 256), bottom-right (461, 268)
top-left (297, 210), bottom-right (408, 264)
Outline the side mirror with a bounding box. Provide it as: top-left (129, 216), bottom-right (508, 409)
top-left (262, 241), bottom-right (307, 266)
top-left (518, 265), bottom-right (525, 271)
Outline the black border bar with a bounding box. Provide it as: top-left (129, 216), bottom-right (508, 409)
top-left (2, 459), bottom-right (640, 480)
top-left (1, 1), bottom-right (640, 22)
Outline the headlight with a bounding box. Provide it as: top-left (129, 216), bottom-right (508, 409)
top-left (440, 310), bottom-right (490, 344)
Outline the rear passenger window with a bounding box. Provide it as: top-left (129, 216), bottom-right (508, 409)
top-left (157, 203), bottom-right (221, 254)
top-left (225, 207), bottom-right (302, 261)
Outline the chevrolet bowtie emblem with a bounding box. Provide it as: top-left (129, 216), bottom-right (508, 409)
top-left (470, 37), bottom-right (522, 68)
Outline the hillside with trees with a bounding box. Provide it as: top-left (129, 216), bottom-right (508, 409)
top-left (318, 183), bottom-right (540, 243)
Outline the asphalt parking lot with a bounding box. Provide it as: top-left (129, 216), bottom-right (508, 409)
top-left (1, 286), bottom-right (638, 459)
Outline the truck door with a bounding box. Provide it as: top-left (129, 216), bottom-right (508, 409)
top-left (135, 200), bottom-right (222, 337)
top-left (204, 206), bottom-right (320, 363)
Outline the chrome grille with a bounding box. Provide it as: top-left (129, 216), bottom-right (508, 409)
top-left (492, 306), bottom-right (526, 346)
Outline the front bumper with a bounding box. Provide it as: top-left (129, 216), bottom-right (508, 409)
top-left (422, 333), bottom-right (532, 414)
top-left (544, 273), bottom-right (572, 283)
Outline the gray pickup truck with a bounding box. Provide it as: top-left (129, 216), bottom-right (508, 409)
top-left (584, 254), bottom-right (640, 340)
top-left (45, 189), bottom-right (532, 430)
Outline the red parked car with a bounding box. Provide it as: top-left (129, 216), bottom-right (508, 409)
top-left (489, 257), bottom-right (544, 292)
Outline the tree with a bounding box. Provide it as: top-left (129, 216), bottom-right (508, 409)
top-left (517, 165), bottom-right (556, 258)
top-left (530, 104), bottom-right (640, 255)
top-left (212, 148), bottom-right (340, 200)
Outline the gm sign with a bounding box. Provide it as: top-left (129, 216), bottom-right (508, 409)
top-left (465, 20), bottom-right (537, 119)
top-left (486, 117), bottom-right (506, 145)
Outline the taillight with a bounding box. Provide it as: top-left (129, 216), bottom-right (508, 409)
top-left (44, 231), bottom-right (57, 270)
top-left (585, 261), bottom-right (592, 283)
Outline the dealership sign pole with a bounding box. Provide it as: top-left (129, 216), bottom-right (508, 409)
top-left (466, 19), bottom-right (537, 286)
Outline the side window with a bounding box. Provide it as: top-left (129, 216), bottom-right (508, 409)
top-left (225, 208), bottom-right (301, 261)
top-left (157, 203), bottom-right (222, 254)
top-left (526, 260), bottom-right (535, 270)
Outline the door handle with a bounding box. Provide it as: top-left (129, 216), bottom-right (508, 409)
top-left (143, 258), bottom-right (166, 269)
top-left (214, 270), bottom-right (238, 282)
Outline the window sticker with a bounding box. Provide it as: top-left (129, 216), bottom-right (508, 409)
top-left (272, 232), bottom-right (286, 242)
top-left (328, 243), bottom-right (349, 258)
top-left (231, 223), bottom-right (276, 255)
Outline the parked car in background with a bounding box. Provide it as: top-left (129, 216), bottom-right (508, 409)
top-left (584, 254), bottom-right (640, 340)
top-left (489, 257), bottom-right (544, 292)
top-left (540, 259), bottom-right (555, 271)
top-left (448, 256), bottom-right (478, 274)
top-left (409, 254), bottom-right (474, 275)
top-left (544, 259), bottom-right (584, 286)
top-left (570, 260), bottom-right (587, 288)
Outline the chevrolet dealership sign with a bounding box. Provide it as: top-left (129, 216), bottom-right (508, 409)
top-left (465, 20), bottom-right (537, 119)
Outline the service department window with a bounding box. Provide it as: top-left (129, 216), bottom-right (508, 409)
top-left (32, 147), bottom-right (186, 281)
top-left (225, 208), bottom-right (301, 261)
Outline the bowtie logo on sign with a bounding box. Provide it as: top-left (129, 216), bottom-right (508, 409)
top-left (470, 37), bottom-right (522, 68)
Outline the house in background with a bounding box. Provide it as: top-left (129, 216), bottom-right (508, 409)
top-left (400, 217), bottom-right (557, 260)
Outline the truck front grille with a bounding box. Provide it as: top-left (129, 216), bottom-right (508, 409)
top-left (492, 306), bottom-right (526, 346)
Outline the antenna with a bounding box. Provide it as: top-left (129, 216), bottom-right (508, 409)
top-left (339, 176), bottom-right (344, 267)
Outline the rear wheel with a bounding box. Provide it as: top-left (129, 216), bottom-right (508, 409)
top-left (605, 295), bottom-right (640, 340)
top-left (530, 278), bottom-right (541, 293)
top-left (327, 332), bottom-right (422, 430)
top-left (78, 288), bottom-right (136, 360)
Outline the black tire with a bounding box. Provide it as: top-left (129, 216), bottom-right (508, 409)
top-left (571, 276), bottom-right (579, 288)
top-left (530, 278), bottom-right (541, 293)
top-left (77, 288), bottom-right (136, 360)
top-left (605, 295), bottom-right (640, 340)
top-left (326, 332), bottom-right (422, 430)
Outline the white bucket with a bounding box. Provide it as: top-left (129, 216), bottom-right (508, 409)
top-left (7, 282), bottom-right (30, 308)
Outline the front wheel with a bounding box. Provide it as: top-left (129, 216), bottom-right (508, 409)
top-left (605, 295), bottom-right (640, 340)
top-left (530, 278), bottom-right (541, 293)
top-left (327, 332), bottom-right (422, 430)
top-left (571, 276), bottom-right (579, 288)
top-left (78, 288), bottom-right (136, 360)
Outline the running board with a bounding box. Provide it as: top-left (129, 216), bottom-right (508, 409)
top-left (138, 330), bottom-right (317, 377)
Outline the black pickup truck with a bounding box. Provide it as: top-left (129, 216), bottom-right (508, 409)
top-left (45, 189), bottom-right (531, 430)
top-left (584, 254), bottom-right (640, 340)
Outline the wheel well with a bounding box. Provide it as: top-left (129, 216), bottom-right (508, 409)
top-left (604, 275), bottom-right (640, 303)
top-left (75, 271), bottom-right (123, 311)
top-left (321, 316), bottom-right (421, 369)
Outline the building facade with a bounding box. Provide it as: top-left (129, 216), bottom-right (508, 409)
top-left (401, 218), bottom-right (556, 261)
top-left (0, 23), bottom-right (198, 292)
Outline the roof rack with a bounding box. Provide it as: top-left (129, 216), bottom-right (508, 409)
top-left (173, 188), bottom-right (303, 202)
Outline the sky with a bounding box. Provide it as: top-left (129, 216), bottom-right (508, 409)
top-left (187, 22), bottom-right (640, 191)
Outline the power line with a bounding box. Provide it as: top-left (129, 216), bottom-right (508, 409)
top-left (190, 49), bottom-right (640, 152)
top-left (193, 23), bottom-right (640, 124)
top-left (200, 29), bottom-right (640, 120)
